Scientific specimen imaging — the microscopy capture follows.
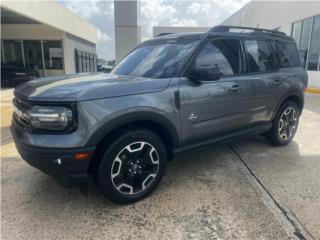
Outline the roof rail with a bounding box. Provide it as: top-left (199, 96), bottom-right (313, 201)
top-left (155, 33), bottom-right (175, 37)
top-left (209, 25), bottom-right (287, 36)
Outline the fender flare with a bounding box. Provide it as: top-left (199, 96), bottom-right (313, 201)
top-left (272, 89), bottom-right (304, 120)
top-left (85, 109), bottom-right (180, 147)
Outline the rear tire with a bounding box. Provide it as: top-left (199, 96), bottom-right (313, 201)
top-left (265, 100), bottom-right (300, 146)
top-left (95, 129), bottom-right (167, 204)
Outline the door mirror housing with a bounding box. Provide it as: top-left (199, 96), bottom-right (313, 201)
top-left (186, 67), bottom-right (222, 82)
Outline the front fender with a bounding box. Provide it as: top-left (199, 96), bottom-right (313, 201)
top-left (84, 108), bottom-right (180, 147)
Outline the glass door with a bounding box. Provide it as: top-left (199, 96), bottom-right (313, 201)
top-left (23, 40), bottom-right (44, 76)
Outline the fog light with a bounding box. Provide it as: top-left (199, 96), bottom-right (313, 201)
top-left (54, 158), bottom-right (62, 165)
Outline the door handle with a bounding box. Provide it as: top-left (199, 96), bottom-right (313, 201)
top-left (229, 85), bottom-right (242, 92)
top-left (272, 79), bottom-right (281, 86)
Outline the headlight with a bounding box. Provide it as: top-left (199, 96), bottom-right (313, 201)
top-left (28, 106), bottom-right (73, 131)
top-left (13, 102), bottom-right (74, 131)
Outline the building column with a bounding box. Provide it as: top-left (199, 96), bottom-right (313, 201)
top-left (114, 0), bottom-right (141, 63)
top-left (62, 34), bottom-right (72, 74)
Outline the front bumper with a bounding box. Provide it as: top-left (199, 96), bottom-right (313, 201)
top-left (11, 126), bottom-right (95, 187)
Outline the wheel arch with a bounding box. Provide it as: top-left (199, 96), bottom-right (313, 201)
top-left (87, 111), bottom-right (180, 173)
top-left (272, 90), bottom-right (304, 119)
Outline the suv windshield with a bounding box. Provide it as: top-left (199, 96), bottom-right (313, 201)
top-left (112, 40), bottom-right (199, 78)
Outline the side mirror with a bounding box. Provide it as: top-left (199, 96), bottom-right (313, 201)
top-left (186, 67), bottom-right (222, 82)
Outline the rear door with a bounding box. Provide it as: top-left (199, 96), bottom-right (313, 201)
top-left (269, 40), bottom-right (306, 100)
top-left (179, 38), bottom-right (252, 143)
top-left (242, 39), bottom-right (279, 123)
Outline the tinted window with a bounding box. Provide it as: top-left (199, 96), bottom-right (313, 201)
top-left (2, 40), bottom-right (24, 67)
top-left (292, 21), bottom-right (302, 46)
top-left (245, 40), bottom-right (275, 72)
top-left (23, 40), bottom-right (43, 70)
top-left (300, 18), bottom-right (312, 52)
top-left (192, 39), bottom-right (242, 79)
top-left (43, 41), bottom-right (63, 70)
top-left (307, 16), bottom-right (320, 71)
top-left (112, 40), bottom-right (199, 78)
top-left (270, 41), bottom-right (300, 68)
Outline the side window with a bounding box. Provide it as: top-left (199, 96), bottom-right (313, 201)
top-left (270, 40), bottom-right (300, 68)
top-left (193, 39), bottom-right (242, 80)
top-left (245, 40), bottom-right (275, 73)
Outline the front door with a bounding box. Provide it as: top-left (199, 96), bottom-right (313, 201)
top-left (179, 38), bottom-right (252, 143)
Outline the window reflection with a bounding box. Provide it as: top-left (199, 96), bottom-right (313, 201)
top-left (23, 40), bottom-right (43, 71)
top-left (307, 16), bottom-right (320, 71)
top-left (194, 39), bottom-right (241, 78)
top-left (292, 21), bottom-right (302, 45)
top-left (43, 41), bottom-right (63, 70)
top-left (292, 15), bottom-right (320, 71)
top-left (112, 40), bottom-right (199, 79)
top-left (2, 40), bottom-right (24, 67)
top-left (245, 40), bottom-right (275, 72)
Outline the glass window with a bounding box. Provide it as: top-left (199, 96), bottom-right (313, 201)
top-left (300, 18), bottom-right (312, 51)
top-left (270, 41), bottom-right (300, 68)
top-left (43, 41), bottom-right (63, 70)
top-left (2, 40), bottom-right (24, 67)
top-left (307, 16), bottom-right (320, 71)
top-left (292, 21), bottom-right (302, 46)
top-left (299, 18), bottom-right (313, 66)
top-left (23, 40), bottom-right (43, 70)
top-left (192, 39), bottom-right (242, 79)
top-left (245, 40), bottom-right (275, 72)
top-left (112, 40), bottom-right (199, 78)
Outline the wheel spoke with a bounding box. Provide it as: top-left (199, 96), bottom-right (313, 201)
top-left (289, 125), bottom-right (296, 137)
top-left (111, 157), bottom-right (123, 179)
top-left (278, 106), bottom-right (298, 141)
top-left (110, 141), bottom-right (160, 195)
top-left (279, 119), bottom-right (284, 131)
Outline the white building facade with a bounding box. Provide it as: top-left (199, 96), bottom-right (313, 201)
top-left (1, 0), bottom-right (98, 78)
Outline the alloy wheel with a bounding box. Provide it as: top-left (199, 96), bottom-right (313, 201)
top-left (110, 141), bottom-right (159, 195)
top-left (278, 106), bottom-right (298, 141)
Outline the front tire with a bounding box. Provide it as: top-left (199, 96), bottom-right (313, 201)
top-left (266, 100), bottom-right (300, 146)
top-left (95, 129), bottom-right (167, 204)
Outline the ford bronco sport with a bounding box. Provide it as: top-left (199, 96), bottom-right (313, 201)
top-left (11, 26), bottom-right (307, 203)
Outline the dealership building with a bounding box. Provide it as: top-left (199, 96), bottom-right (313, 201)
top-left (1, 0), bottom-right (98, 78)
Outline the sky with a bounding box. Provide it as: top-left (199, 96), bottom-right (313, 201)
top-left (59, 0), bottom-right (250, 60)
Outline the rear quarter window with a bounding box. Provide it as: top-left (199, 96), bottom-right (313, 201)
top-left (270, 40), bottom-right (301, 68)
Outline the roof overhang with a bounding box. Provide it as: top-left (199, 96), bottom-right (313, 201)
top-left (1, 0), bottom-right (97, 44)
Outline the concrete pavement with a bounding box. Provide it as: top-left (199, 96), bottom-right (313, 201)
top-left (1, 90), bottom-right (319, 239)
top-left (231, 104), bottom-right (320, 239)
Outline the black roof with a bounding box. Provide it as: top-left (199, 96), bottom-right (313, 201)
top-left (153, 32), bottom-right (205, 41)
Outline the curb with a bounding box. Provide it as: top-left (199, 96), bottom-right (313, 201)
top-left (305, 88), bottom-right (320, 94)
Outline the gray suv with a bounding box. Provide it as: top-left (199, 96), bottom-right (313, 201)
top-left (11, 26), bottom-right (307, 203)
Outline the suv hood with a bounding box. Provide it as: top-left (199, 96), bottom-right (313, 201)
top-left (14, 73), bottom-right (171, 102)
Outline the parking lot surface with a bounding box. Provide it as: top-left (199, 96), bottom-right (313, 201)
top-left (1, 90), bottom-right (319, 240)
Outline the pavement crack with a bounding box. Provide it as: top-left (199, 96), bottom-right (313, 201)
top-left (1, 137), bottom-right (13, 145)
top-left (228, 144), bottom-right (315, 240)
